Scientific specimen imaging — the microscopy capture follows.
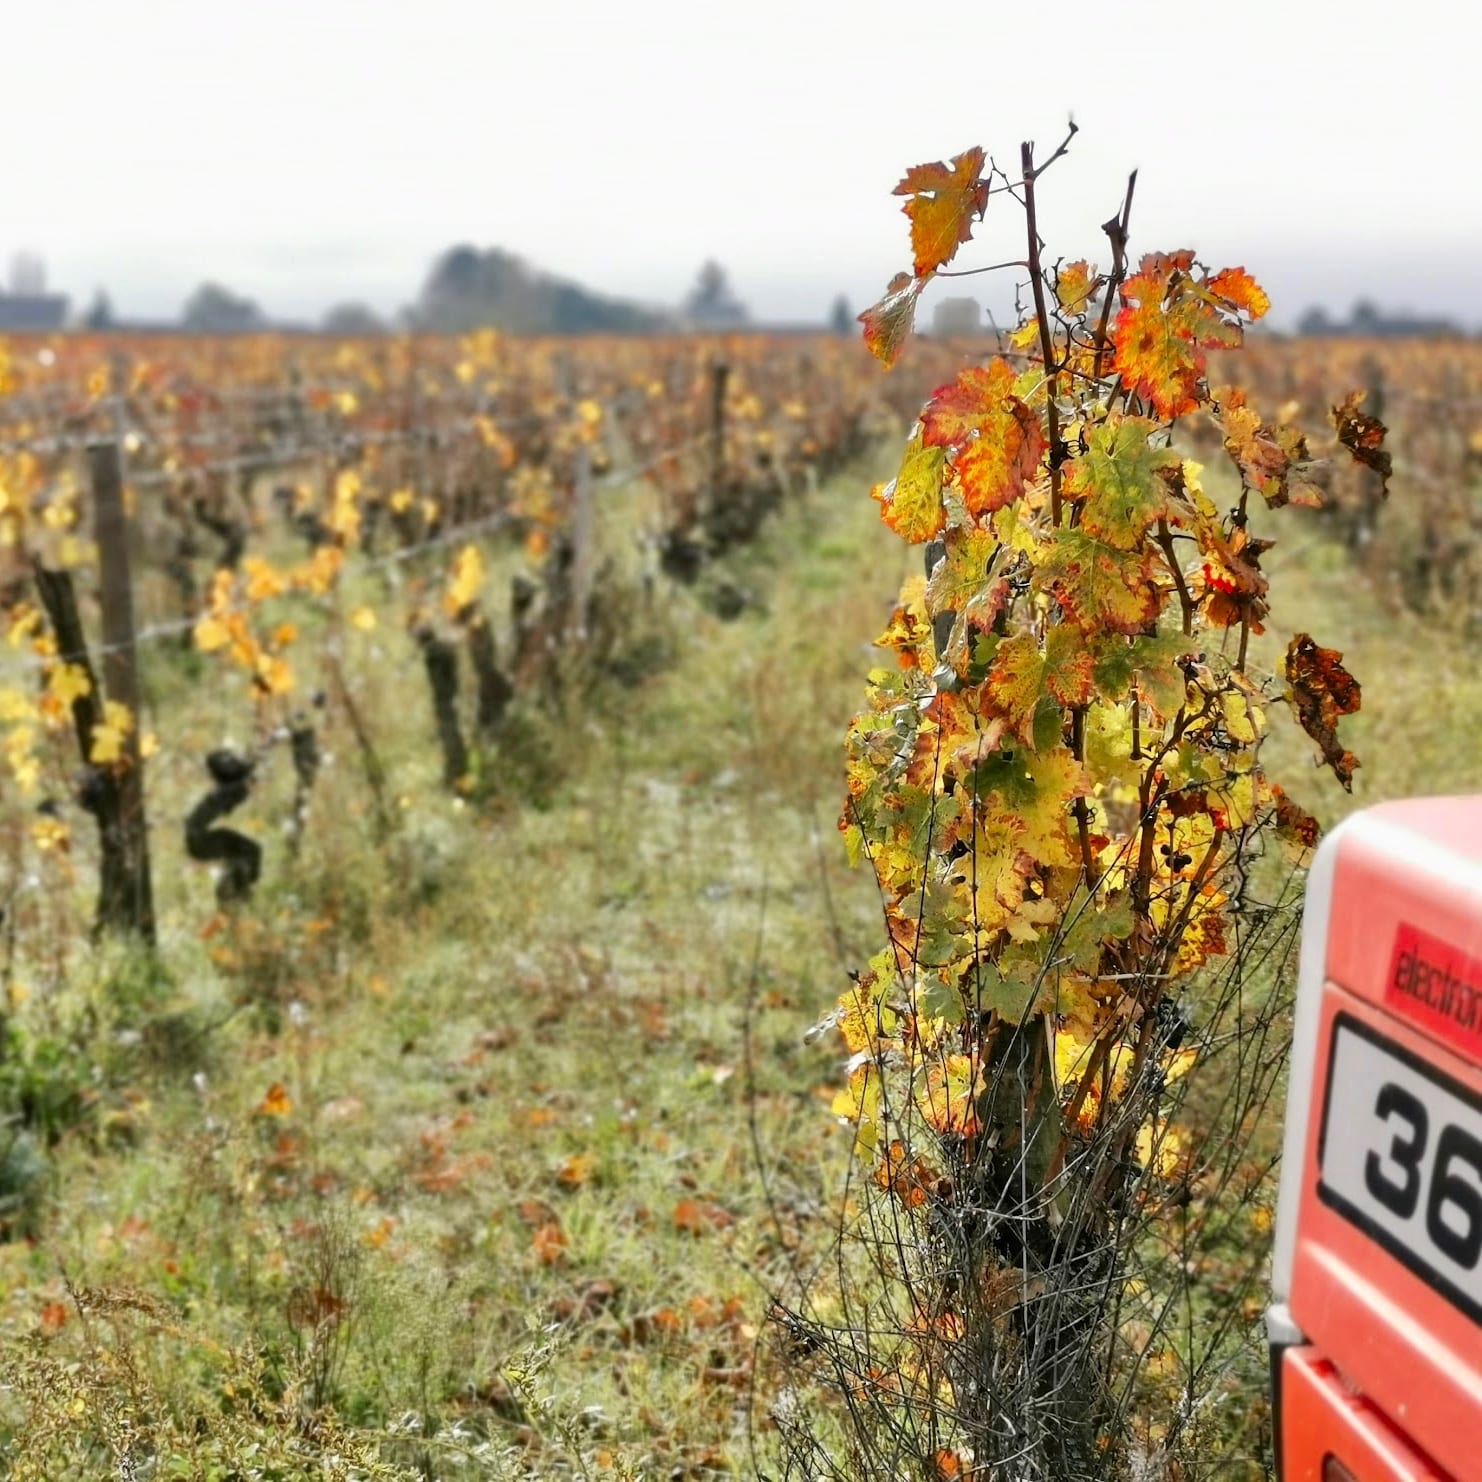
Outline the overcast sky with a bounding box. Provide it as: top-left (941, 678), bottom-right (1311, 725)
top-left (7, 0), bottom-right (1479, 328)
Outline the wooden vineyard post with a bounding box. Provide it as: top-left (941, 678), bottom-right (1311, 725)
top-left (707, 359), bottom-right (729, 515)
top-left (90, 439), bottom-right (156, 943)
top-left (415, 626), bottom-right (471, 789)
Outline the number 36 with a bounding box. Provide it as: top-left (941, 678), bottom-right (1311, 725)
top-left (1365, 1082), bottom-right (1482, 1270)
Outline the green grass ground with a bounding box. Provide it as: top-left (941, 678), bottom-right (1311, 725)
top-left (0, 457), bottom-right (1477, 1478)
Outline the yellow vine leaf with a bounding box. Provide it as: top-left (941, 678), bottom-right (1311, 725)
top-left (194, 615), bottom-right (231, 653)
top-left (872, 440), bottom-right (946, 544)
top-left (444, 545), bottom-right (486, 617)
top-left (89, 700), bottom-right (134, 766)
top-left (30, 816), bottom-right (69, 853)
top-left (47, 662), bottom-right (92, 709)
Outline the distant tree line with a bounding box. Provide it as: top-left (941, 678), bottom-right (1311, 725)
top-left (1298, 300), bottom-right (1464, 338)
top-left (409, 246), bottom-right (672, 334)
top-left (64, 251), bottom-right (877, 338)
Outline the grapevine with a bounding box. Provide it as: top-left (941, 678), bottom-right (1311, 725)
top-left (811, 128), bottom-right (1386, 1476)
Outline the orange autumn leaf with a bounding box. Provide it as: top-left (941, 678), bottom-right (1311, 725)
top-left (255, 1082), bottom-right (293, 1118)
top-left (1114, 260), bottom-right (1262, 420)
top-left (533, 1220), bottom-right (569, 1265)
top-left (953, 410), bottom-right (1046, 518)
top-left (556, 1153), bottom-right (596, 1188)
top-left (673, 1198), bottom-right (735, 1235)
top-left (921, 358), bottom-right (1018, 447)
top-left (1272, 784), bottom-right (1321, 855)
top-left (39, 1300), bottom-right (69, 1333)
top-left (1198, 521), bottom-right (1271, 632)
top-left (873, 1140), bottom-right (938, 1209)
top-left (364, 1216), bottom-right (396, 1249)
top-left (1113, 295), bottom-right (1204, 420)
top-left (1215, 387), bottom-right (1308, 508)
top-left (893, 147), bottom-right (989, 278)
top-left (921, 358), bottom-right (1046, 519)
top-left (1056, 259), bottom-right (1100, 315)
top-left (651, 1306), bottom-right (686, 1338)
top-left (1207, 266), bottom-right (1271, 320)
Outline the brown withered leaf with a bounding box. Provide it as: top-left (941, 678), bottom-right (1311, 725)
top-left (1271, 784), bottom-right (1321, 855)
top-left (1285, 634), bottom-right (1361, 790)
top-left (285, 1285), bottom-right (348, 1330)
top-left (1331, 391), bottom-right (1391, 492)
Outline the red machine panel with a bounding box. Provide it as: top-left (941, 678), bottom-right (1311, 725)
top-left (1280, 1348), bottom-right (1447, 1482)
top-left (1272, 799), bottom-right (1482, 1481)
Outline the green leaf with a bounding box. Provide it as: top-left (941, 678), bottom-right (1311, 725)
top-left (1032, 694), bottom-right (1064, 752)
top-left (965, 958), bottom-right (1041, 1023)
top-left (1067, 417), bottom-right (1177, 551)
top-left (1092, 631), bottom-right (1194, 716)
top-left (917, 975), bottom-right (966, 1027)
top-left (1060, 886), bottom-right (1136, 974)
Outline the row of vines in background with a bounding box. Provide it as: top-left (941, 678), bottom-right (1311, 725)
top-left (1207, 335), bottom-right (1482, 624)
top-left (0, 330), bottom-right (962, 963)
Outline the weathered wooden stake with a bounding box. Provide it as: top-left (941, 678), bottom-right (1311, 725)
top-left (415, 627), bottom-right (470, 788)
top-left (707, 359), bottom-right (730, 514)
top-left (464, 610), bottom-right (515, 737)
top-left (90, 439), bottom-right (156, 942)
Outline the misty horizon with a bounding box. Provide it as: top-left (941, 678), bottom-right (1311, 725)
top-left (6, 0), bottom-right (1477, 334)
top-left (4, 238), bottom-right (1476, 335)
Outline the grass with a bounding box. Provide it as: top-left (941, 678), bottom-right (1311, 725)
top-left (0, 453), bottom-right (918, 1477)
top-left (0, 448), bottom-right (1477, 1478)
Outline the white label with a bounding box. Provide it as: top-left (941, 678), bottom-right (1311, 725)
top-left (1319, 1016), bottom-right (1482, 1323)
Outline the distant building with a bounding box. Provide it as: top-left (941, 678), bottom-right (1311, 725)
top-left (0, 293), bottom-right (69, 331)
top-left (9, 252), bottom-right (46, 297)
top-left (0, 251), bottom-right (68, 330)
top-left (931, 297), bottom-right (983, 337)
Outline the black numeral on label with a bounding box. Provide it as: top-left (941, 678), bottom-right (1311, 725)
top-left (1363, 1079), bottom-right (1482, 1272)
top-left (1426, 1124), bottom-right (1482, 1270)
top-left (1365, 1083), bottom-right (1429, 1219)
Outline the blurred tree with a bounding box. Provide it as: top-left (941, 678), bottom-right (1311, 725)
top-left (413, 245), bottom-right (668, 333)
top-left (683, 260), bottom-right (748, 329)
top-left (182, 283), bottom-right (266, 333)
top-left (321, 301), bottom-right (386, 335)
top-left (830, 294), bottom-right (853, 335)
top-left (1296, 300), bottom-right (1459, 337)
top-left (81, 290), bottom-right (115, 331)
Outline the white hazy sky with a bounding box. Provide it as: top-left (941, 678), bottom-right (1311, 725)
top-left (7, 0), bottom-right (1480, 327)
